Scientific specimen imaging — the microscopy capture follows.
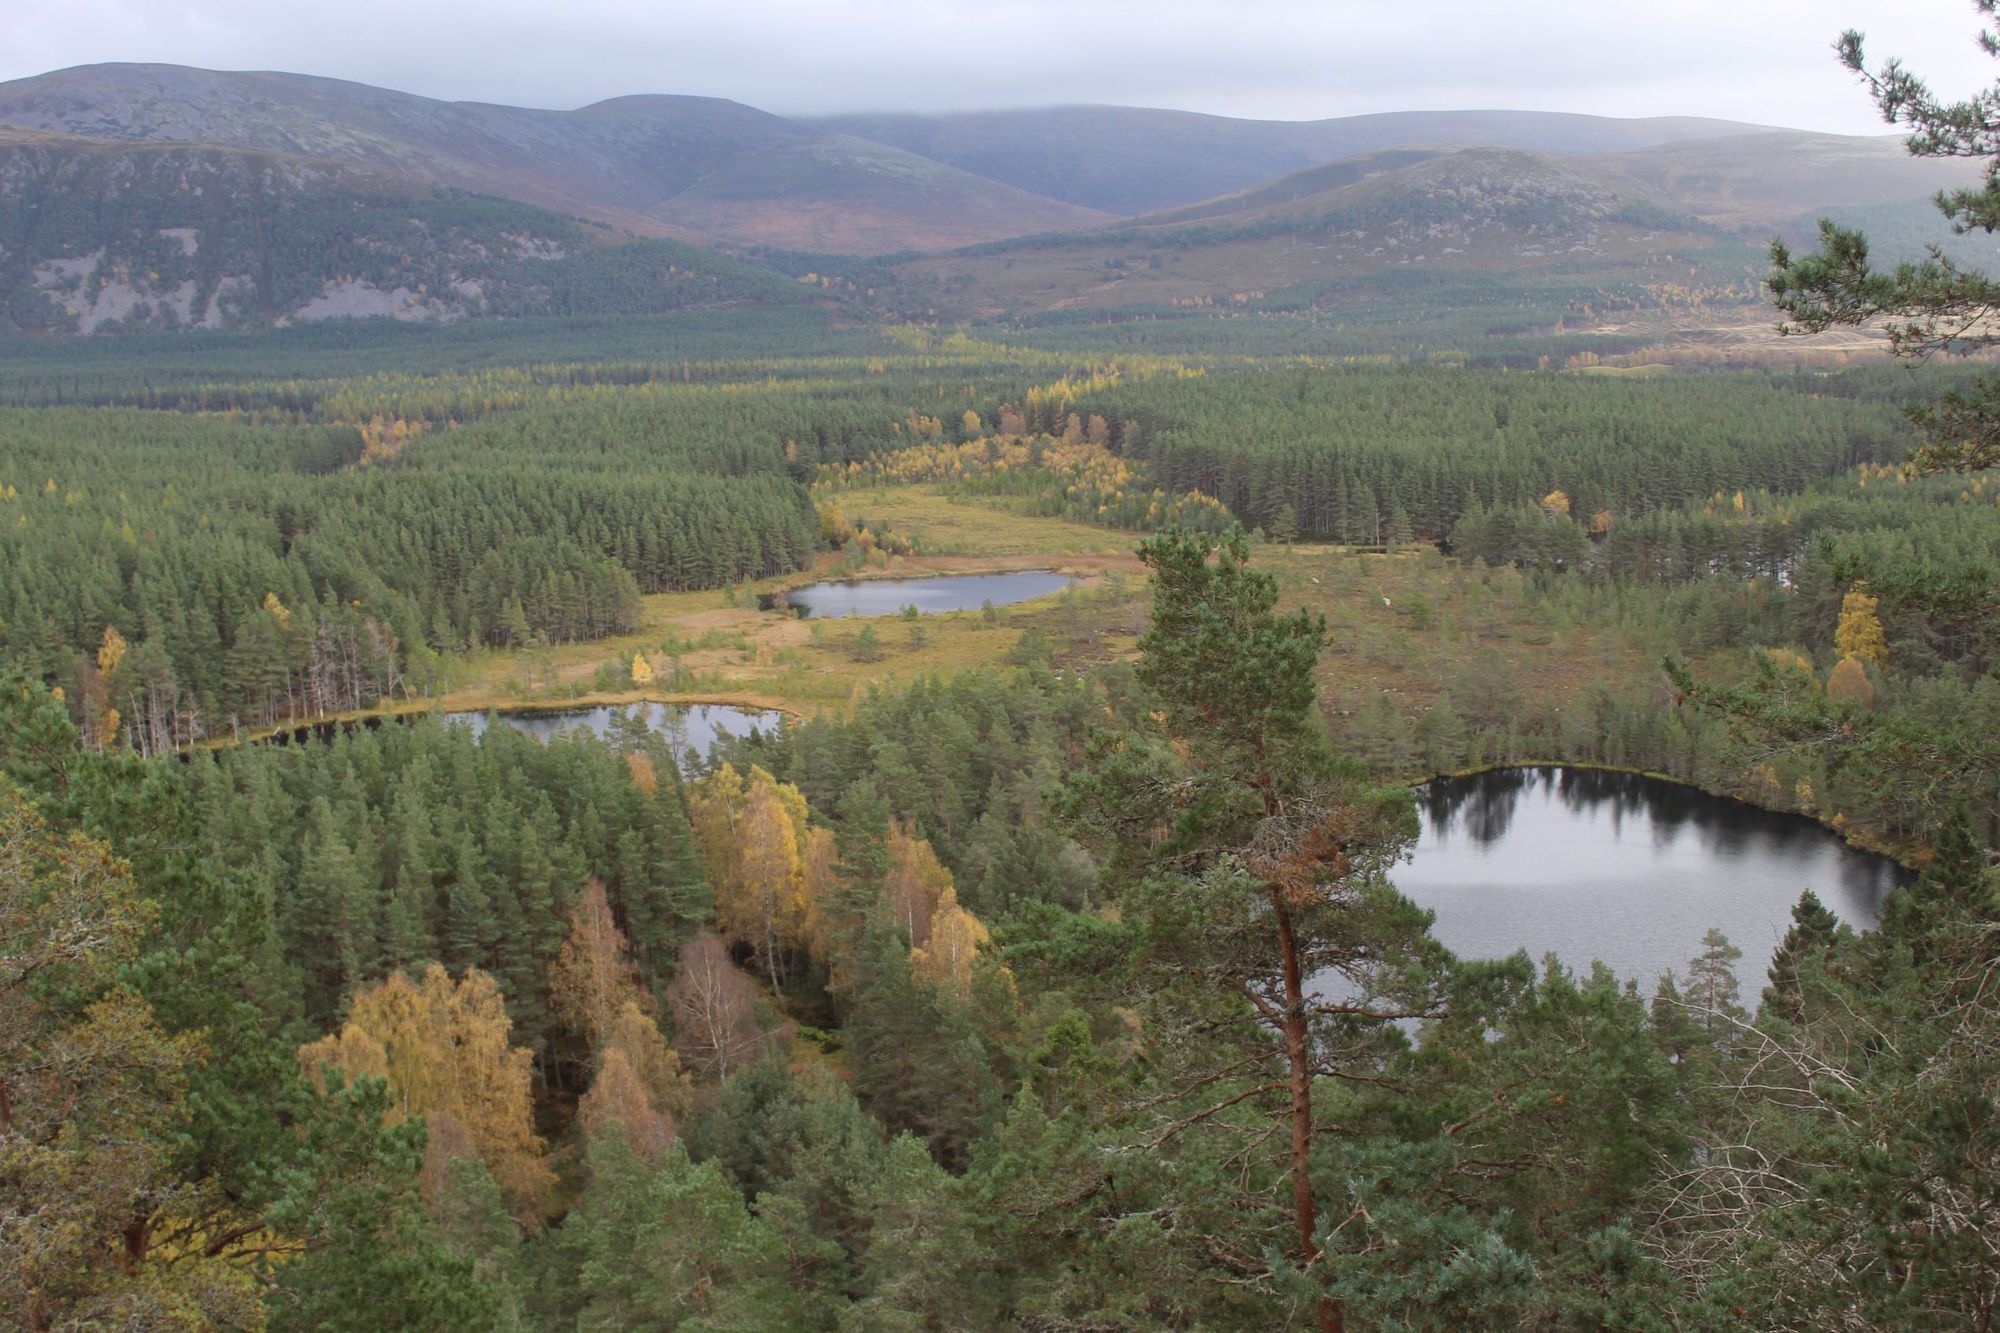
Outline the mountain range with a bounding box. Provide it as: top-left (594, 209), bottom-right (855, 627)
top-left (0, 62), bottom-right (1982, 334)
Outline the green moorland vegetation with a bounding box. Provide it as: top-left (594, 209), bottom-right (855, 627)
top-left (4, 280), bottom-right (1999, 1332)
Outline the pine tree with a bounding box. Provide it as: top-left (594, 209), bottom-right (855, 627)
top-left (848, 1134), bottom-right (995, 1328)
top-left (1768, 7), bottom-right (2000, 474)
top-left (266, 1076), bottom-right (500, 1333)
top-left (442, 833), bottom-right (497, 975)
top-left (1761, 885), bottom-right (1839, 1010)
top-left (0, 791), bottom-right (263, 1330)
top-left (557, 1131), bottom-right (801, 1329)
top-left (1061, 526), bottom-right (1444, 1333)
top-left (296, 796), bottom-right (369, 1023)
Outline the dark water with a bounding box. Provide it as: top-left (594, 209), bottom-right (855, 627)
top-left (441, 702), bottom-right (775, 758)
top-left (1397, 767), bottom-right (1910, 988)
top-left (779, 570), bottom-right (1073, 618)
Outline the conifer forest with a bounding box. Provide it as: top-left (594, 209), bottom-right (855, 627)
top-left (6, 7), bottom-right (2000, 1332)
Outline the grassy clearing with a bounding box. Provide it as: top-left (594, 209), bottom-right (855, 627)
top-left (821, 484), bottom-right (1139, 558)
top-left (418, 489), bottom-right (1148, 718)
top-left (1268, 544), bottom-right (1655, 729)
top-left (389, 486), bottom-right (1659, 732)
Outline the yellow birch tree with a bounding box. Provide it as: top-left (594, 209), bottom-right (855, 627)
top-left (300, 965), bottom-right (553, 1222)
top-left (1835, 584), bottom-right (1889, 667)
top-left (909, 885), bottom-right (991, 1000)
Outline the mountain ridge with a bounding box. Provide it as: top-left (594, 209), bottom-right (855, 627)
top-left (0, 130), bottom-right (818, 334)
top-left (810, 104), bottom-right (1797, 214)
top-left (0, 63), bottom-right (1110, 252)
top-left (0, 62), bottom-right (1984, 335)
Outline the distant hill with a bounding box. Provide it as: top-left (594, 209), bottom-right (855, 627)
top-left (814, 106), bottom-right (1784, 214)
top-left (882, 130), bottom-right (1983, 320)
top-left (0, 130), bottom-right (812, 334)
top-left (891, 146), bottom-right (1742, 319)
top-left (1583, 131), bottom-right (1980, 231)
top-left (1123, 146), bottom-right (1715, 243)
top-left (1, 63), bottom-right (1982, 338)
top-left (0, 64), bottom-right (1109, 253)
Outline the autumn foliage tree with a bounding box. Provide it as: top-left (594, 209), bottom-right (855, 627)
top-left (578, 1001), bottom-right (690, 1160)
top-left (300, 964), bottom-right (555, 1223)
top-left (548, 877), bottom-right (646, 1056)
top-left (1834, 582), bottom-right (1889, 667)
top-left (689, 763), bottom-right (832, 989)
top-left (1, 789), bottom-right (261, 1330)
top-left (909, 885), bottom-right (992, 1000)
top-left (883, 820), bottom-right (953, 956)
top-left (1825, 654), bottom-right (1876, 708)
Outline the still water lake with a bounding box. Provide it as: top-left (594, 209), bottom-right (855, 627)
top-left (1397, 767), bottom-right (1909, 988)
top-left (779, 570), bottom-right (1073, 618)
top-left (440, 702), bottom-right (776, 758)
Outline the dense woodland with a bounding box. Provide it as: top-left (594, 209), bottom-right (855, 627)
top-left (3, 299), bottom-right (1999, 1332)
top-left (1072, 366), bottom-right (1923, 544)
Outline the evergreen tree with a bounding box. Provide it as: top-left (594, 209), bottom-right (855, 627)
top-left (1062, 527), bottom-right (1447, 1333)
top-left (556, 1130), bottom-right (803, 1330)
top-left (1768, 2), bottom-right (2000, 473)
top-left (1760, 889), bottom-right (1843, 1023)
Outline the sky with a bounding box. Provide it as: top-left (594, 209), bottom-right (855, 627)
top-left (5, 0), bottom-right (1997, 132)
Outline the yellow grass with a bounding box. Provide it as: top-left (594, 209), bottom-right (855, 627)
top-left (243, 486), bottom-right (1657, 741)
top-left (412, 488), bottom-right (1149, 721)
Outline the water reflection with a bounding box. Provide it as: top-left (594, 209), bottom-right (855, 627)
top-left (259, 702), bottom-right (776, 774)
top-left (442, 702), bottom-right (774, 764)
top-left (780, 570), bottom-right (1073, 618)
top-left (1402, 766), bottom-right (1909, 988)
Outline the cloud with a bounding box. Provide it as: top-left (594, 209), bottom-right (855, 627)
top-left (5, 0), bottom-right (1994, 133)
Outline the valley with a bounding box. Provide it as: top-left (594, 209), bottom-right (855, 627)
top-left (6, 43), bottom-right (2000, 1333)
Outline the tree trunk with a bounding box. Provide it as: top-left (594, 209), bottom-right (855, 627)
top-left (1272, 893), bottom-right (1342, 1333)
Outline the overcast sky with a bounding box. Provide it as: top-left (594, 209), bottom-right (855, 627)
top-left (5, 0), bottom-right (1996, 132)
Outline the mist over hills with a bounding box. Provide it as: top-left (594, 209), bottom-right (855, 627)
top-left (0, 61), bottom-right (1981, 334)
top-left (0, 64), bottom-right (1111, 251)
top-left (810, 106), bottom-right (1785, 215)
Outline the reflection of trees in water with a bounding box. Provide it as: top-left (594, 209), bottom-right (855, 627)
top-left (1422, 768), bottom-right (1530, 846)
top-left (652, 703), bottom-right (691, 755)
top-left (1418, 766), bottom-right (1909, 922)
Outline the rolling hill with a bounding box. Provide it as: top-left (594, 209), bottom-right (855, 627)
top-left (0, 129), bottom-right (813, 334)
top-left (890, 146), bottom-right (1748, 319)
top-left (0, 62), bottom-right (1985, 339)
top-left (0, 64), bottom-right (1110, 252)
top-left (1583, 131), bottom-right (1981, 231)
top-left (883, 131), bottom-right (1982, 321)
top-left (813, 106), bottom-right (1787, 214)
